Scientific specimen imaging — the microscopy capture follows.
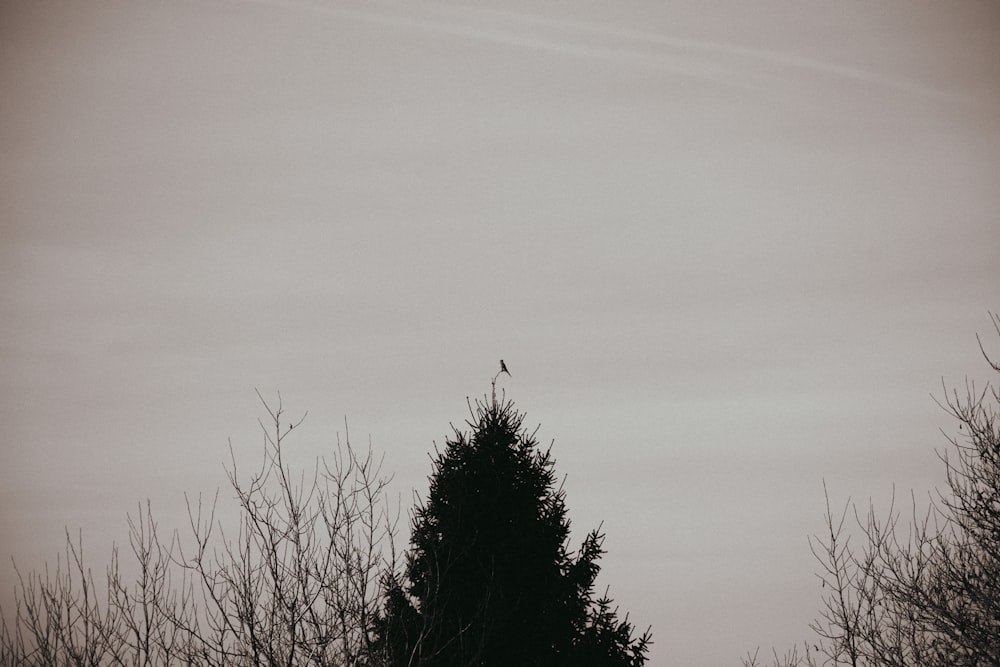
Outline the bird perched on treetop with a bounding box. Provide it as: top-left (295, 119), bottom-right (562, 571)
top-left (500, 359), bottom-right (510, 376)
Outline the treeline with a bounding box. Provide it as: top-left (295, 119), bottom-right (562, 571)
top-left (1, 384), bottom-right (650, 666)
top-left (5, 314), bottom-right (999, 667)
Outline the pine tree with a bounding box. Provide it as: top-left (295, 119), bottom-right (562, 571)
top-left (377, 392), bottom-right (650, 667)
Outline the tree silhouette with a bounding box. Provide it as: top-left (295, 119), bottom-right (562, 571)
top-left (0, 389), bottom-right (650, 667)
top-left (745, 313), bottom-right (1000, 667)
top-left (0, 393), bottom-right (399, 666)
top-left (378, 390), bottom-right (650, 667)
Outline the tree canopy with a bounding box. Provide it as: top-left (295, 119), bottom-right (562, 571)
top-left (378, 392), bottom-right (651, 667)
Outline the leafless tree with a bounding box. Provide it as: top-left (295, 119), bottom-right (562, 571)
top-left (1, 391), bottom-right (399, 666)
top-left (746, 313), bottom-right (1000, 667)
top-left (0, 529), bottom-right (123, 666)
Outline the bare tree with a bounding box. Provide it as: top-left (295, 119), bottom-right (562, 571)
top-left (172, 391), bottom-right (399, 666)
top-left (0, 529), bottom-right (122, 666)
top-left (746, 313), bottom-right (1000, 667)
top-left (1, 392), bottom-right (399, 667)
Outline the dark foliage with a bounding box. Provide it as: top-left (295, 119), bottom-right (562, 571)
top-left (378, 392), bottom-right (650, 667)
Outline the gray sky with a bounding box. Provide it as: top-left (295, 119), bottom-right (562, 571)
top-left (1, 1), bottom-right (998, 663)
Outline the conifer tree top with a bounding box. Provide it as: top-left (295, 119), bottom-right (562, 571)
top-left (378, 386), bottom-right (650, 667)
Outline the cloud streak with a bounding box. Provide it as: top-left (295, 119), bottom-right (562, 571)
top-left (245, 0), bottom-right (950, 98)
top-left (437, 2), bottom-right (950, 98)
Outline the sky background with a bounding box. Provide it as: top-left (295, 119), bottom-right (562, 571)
top-left (1, 1), bottom-right (999, 663)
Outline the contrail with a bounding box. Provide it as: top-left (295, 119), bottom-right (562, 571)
top-left (243, 0), bottom-right (950, 99)
top-left (242, 0), bottom-right (750, 89)
top-left (427, 1), bottom-right (949, 98)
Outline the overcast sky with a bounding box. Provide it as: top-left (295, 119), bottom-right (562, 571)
top-left (1, 1), bottom-right (998, 663)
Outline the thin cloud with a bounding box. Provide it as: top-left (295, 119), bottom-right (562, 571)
top-left (245, 0), bottom-right (951, 98)
top-left (432, 1), bottom-right (950, 98)
top-left (244, 0), bottom-right (743, 87)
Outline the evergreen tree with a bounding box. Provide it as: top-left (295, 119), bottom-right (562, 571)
top-left (377, 392), bottom-right (650, 667)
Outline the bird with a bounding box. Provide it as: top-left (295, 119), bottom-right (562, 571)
top-left (500, 359), bottom-right (510, 376)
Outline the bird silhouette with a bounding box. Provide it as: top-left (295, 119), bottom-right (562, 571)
top-left (500, 359), bottom-right (510, 376)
